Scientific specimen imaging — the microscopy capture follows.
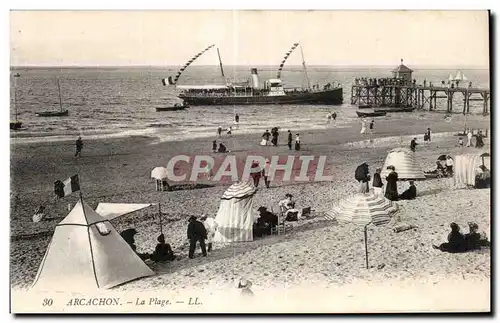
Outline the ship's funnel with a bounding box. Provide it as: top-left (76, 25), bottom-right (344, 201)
top-left (251, 68), bottom-right (259, 89)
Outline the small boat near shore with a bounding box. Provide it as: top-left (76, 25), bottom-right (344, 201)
top-left (356, 111), bottom-right (387, 118)
top-left (36, 79), bottom-right (69, 117)
top-left (155, 103), bottom-right (188, 112)
top-left (374, 107), bottom-right (415, 113)
top-left (10, 121), bottom-right (22, 130)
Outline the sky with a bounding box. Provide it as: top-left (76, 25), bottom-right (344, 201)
top-left (9, 10), bottom-right (490, 67)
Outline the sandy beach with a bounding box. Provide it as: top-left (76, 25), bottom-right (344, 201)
top-left (10, 112), bottom-right (491, 311)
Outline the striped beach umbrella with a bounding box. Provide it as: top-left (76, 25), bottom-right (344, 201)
top-left (380, 147), bottom-right (426, 181)
top-left (326, 193), bottom-right (398, 269)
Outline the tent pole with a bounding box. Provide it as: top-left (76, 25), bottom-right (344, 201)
top-left (159, 202), bottom-right (163, 235)
top-left (364, 225), bottom-right (369, 269)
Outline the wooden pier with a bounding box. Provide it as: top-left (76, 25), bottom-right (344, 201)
top-left (350, 84), bottom-right (490, 115)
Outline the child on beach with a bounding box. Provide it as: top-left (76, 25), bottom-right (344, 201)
top-left (457, 137), bottom-right (464, 147)
top-left (227, 126), bottom-right (232, 136)
top-left (150, 234), bottom-right (176, 262)
top-left (212, 140), bottom-right (217, 153)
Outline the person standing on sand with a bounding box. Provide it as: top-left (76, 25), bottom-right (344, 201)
top-left (369, 119), bottom-right (375, 134)
top-left (287, 130), bottom-right (293, 150)
top-left (466, 130), bottom-right (473, 147)
top-left (187, 216), bottom-right (208, 259)
top-left (410, 137), bottom-right (418, 152)
top-left (227, 126), bottom-right (232, 137)
top-left (235, 113), bottom-right (240, 128)
top-left (372, 168), bottom-right (383, 196)
top-left (295, 134), bottom-right (301, 151)
top-left (360, 119), bottom-right (367, 134)
top-left (250, 160), bottom-right (262, 187)
top-left (217, 126), bottom-right (222, 137)
top-left (384, 165), bottom-right (399, 201)
top-left (212, 140), bottom-right (217, 153)
top-left (75, 136), bottom-right (83, 157)
top-left (262, 130), bottom-right (271, 145)
top-left (200, 214), bottom-right (217, 252)
top-left (262, 158), bottom-right (271, 188)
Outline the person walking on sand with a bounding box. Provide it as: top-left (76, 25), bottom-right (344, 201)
top-left (287, 130), bottom-right (293, 150)
top-left (235, 113), bottom-right (240, 128)
top-left (295, 133), bottom-right (301, 151)
top-left (187, 216), bottom-right (208, 259)
top-left (75, 136), bottom-right (83, 157)
top-left (360, 119), bottom-right (367, 134)
top-left (227, 126), bottom-right (232, 137)
top-left (217, 126), bottom-right (223, 137)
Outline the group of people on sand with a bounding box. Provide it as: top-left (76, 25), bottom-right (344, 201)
top-left (260, 129), bottom-right (301, 151)
top-left (433, 222), bottom-right (490, 253)
top-left (254, 193), bottom-right (305, 238)
top-left (457, 129), bottom-right (485, 148)
top-left (355, 163), bottom-right (417, 201)
top-left (120, 229), bottom-right (177, 263)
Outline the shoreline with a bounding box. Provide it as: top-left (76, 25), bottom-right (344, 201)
top-left (9, 110), bottom-right (490, 146)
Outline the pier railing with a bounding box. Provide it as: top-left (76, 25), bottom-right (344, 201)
top-left (350, 83), bottom-right (490, 114)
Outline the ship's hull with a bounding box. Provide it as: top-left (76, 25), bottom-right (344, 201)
top-left (179, 88), bottom-right (343, 106)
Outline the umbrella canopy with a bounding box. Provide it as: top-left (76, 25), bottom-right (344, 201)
top-left (221, 181), bottom-right (257, 200)
top-left (326, 193), bottom-right (398, 226)
top-left (151, 167), bottom-right (168, 180)
top-left (380, 147), bottom-right (426, 181)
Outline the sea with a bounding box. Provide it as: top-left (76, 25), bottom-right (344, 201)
top-left (9, 66), bottom-right (490, 144)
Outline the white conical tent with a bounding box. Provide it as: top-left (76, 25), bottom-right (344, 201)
top-left (380, 147), bottom-right (426, 180)
top-left (31, 199), bottom-right (155, 292)
top-left (454, 152), bottom-right (490, 188)
top-left (214, 182), bottom-right (258, 243)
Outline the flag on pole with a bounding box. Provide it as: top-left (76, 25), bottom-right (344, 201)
top-left (54, 174), bottom-right (80, 198)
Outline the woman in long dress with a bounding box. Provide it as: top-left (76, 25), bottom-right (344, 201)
top-left (360, 119), bottom-right (367, 134)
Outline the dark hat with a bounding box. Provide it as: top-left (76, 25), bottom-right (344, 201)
top-left (468, 222), bottom-right (479, 230)
top-left (285, 193), bottom-right (293, 198)
top-left (450, 222), bottom-right (460, 230)
top-left (157, 234), bottom-right (165, 242)
top-left (188, 215), bottom-right (197, 222)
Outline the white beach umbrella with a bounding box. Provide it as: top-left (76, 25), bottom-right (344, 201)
top-left (151, 167), bottom-right (168, 180)
top-left (326, 193), bottom-right (398, 269)
top-left (380, 147), bottom-right (426, 181)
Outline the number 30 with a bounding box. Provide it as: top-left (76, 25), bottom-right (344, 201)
top-left (42, 298), bottom-right (53, 306)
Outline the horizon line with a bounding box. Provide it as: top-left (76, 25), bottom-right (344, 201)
top-left (10, 64), bottom-right (490, 70)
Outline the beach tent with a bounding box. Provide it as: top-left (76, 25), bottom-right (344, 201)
top-left (95, 203), bottom-right (153, 221)
top-left (213, 182), bottom-right (258, 243)
top-left (325, 193), bottom-right (398, 269)
top-left (380, 147), bottom-right (426, 180)
top-left (31, 198), bottom-right (155, 292)
top-left (454, 152), bottom-right (491, 188)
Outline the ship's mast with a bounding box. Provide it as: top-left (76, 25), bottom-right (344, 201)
top-left (217, 47), bottom-right (226, 83)
top-left (299, 44), bottom-right (311, 90)
top-left (56, 79), bottom-right (63, 112)
top-left (13, 74), bottom-right (19, 122)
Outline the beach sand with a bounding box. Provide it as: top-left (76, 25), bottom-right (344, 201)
top-left (10, 112), bottom-right (491, 311)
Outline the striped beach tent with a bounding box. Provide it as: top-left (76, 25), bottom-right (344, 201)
top-left (326, 193), bottom-right (398, 268)
top-left (380, 147), bottom-right (426, 180)
top-left (214, 182), bottom-right (258, 243)
top-left (454, 152), bottom-right (491, 188)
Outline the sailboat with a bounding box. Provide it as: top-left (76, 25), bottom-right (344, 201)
top-left (10, 73), bottom-right (22, 130)
top-left (454, 70), bottom-right (468, 82)
top-left (35, 78), bottom-right (69, 117)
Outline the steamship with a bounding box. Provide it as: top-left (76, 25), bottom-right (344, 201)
top-left (161, 43), bottom-right (343, 106)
